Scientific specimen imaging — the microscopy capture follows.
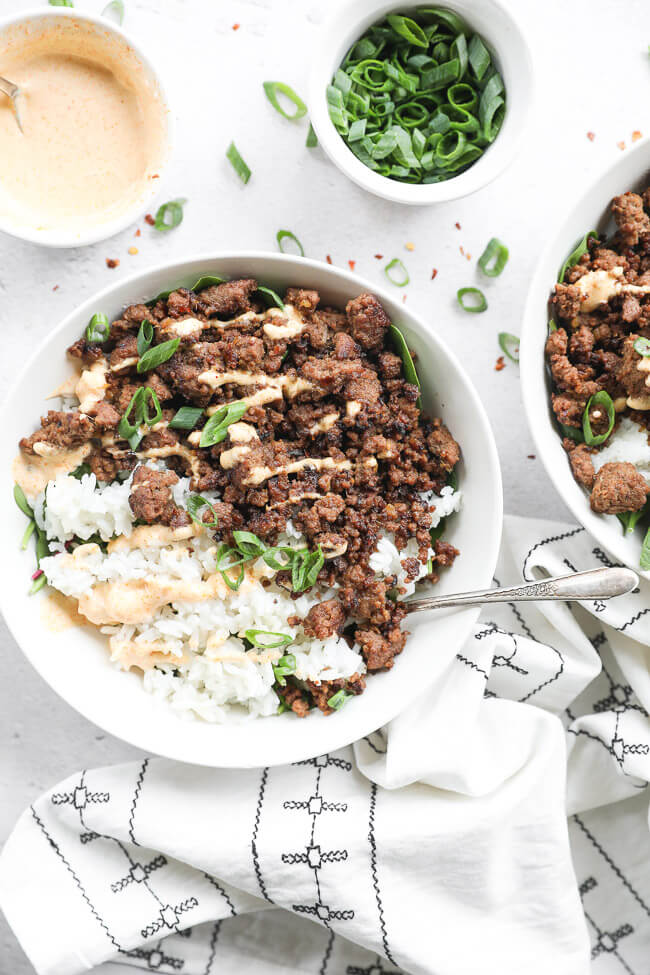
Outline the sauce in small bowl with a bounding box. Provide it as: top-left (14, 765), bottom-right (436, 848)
top-left (0, 9), bottom-right (170, 246)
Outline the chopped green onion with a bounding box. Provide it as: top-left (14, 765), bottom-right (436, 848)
top-left (641, 526), bottom-right (650, 570)
top-left (257, 285), bottom-right (284, 309)
top-left (387, 13), bottom-right (428, 47)
top-left (583, 390), bottom-right (615, 447)
top-left (548, 319), bottom-right (558, 333)
top-left (49, 0), bottom-right (73, 5)
top-left (215, 543), bottom-right (247, 571)
top-left (102, 0), bottom-right (124, 23)
top-left (233, 530), bottom-right (266, 557)
top-left (14, 484), bottom-right (34, 519)
top-left (137, 319), bottom-right (154, 357)
top-left (21, 520), bottom-right (36, 550)
top-left (140, 387), bottom-right (162, 425)
top-left (226, 141), bottom-right (251, 184)
top-left (389, 324), bottom-right (420, 403)
top-left (85, 313), bottom-right (110, 344)
top-left (293, 545), bottom-right (324, 592)
top-left (306, 123), bottom-right (318, 148)
top-left (457, 287), bottom-right (487, 313)
top-left (118, 386), bottom-right (161, 449)
top-left (137, 338), bottom-right (180, 373)
top-left (262, 546), bottom-right (300, 571)
top-left (272, 653), bottom-right (297, 686)
top-left (30, 573), bottom-right (47, 595)
top-left (153, 199), bottom-right (185, 232)
top-left (186, 495), bottom-right (219, 529)
top-left (634, 337), bottom-right (650, 357)
top-left (558, 231), bottom-right (599, 283)
top-left (276, 229), bottom-right (304, 256)
top-left (199, 401), bottom-right (248, 447)
top-left (327, 689), bottom-right (351, 710)
top-left (384, 258), bottom-right (409, 287)
top-left (263, 81), bottom-right (307, 120)
top-left (169, 406), bottom-right (204, 430)
top-left (222, 562), bottom-right (245, 591)
top-left (245, 629), bottom-right (293, 649)
top-left (478, 238), bottom-right (509, 277)
top-left (498, 332), bottom-right (520, 363)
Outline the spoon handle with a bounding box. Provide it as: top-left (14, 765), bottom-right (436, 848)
top-left (405, 566), bottom-right (639, 614)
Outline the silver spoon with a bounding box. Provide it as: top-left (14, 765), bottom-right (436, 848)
top-left (0, 75), bottom-right (23, 132)
top-left (406, 566), bottom-right (638, 614)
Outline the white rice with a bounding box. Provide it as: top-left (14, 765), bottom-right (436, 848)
top-left (38, 469), bottom-right (462, 722)
top-left (593, 416), bottom-right (650, 481)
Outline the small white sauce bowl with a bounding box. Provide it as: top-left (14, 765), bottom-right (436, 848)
top-left (0, 7), bottom-right (172, 248)
top-left (309, 0), bottom-right (534, 206)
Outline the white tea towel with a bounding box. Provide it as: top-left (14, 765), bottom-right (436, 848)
top-left (1, 516), bottom-right (649, 975)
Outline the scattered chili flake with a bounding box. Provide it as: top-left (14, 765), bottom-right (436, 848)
top-left (106, 258), bottom-right (120, 268)
top-left (348, 259), bottom-right (356, 271)
top-left (459, 245), bottom-right (465, 256)
top-left (431, 268), bottom-right (438, 280)
top-left (455, 222), bottom-right (461, 230)
top-left (374, 253), bottom-right (383, 259)
top-left (402, 294), bottom-right (407, 303)
top-left (495, 356), bottom-right (506, 372)
top-left (632, 130), bottom-right (643, 142)
top-left (151, 174), bottom-right (160, 179)
top-left (587, 131), bottom-right (595, 142)
top-left (527, 454), bottom-right (536, 460)
top-left (325, 254), bottom-right (332, 264)
top-left (466, 252), bottom-right (472, 261)
top-left (135, 228), bottom-right (141, 237)
top-left (128, 246), bottom-right (138, 255)
top-left (405, 242), bottom-right (414, 251)
top-left (232, 22), bottom-right (240, 30)
top-left (52, 284), bottom-right (59, 291)
top-left (617, 141), bottom-right (626, 151)
top-left (144, 213), bottom-right (155, 225)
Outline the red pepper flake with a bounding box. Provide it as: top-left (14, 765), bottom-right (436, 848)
top-left (617, 141), bottom-right (626, 151)
top-left (232, 22), bottom-right (240, 30)
top-left (151, 174), bottom-right (160, 179)
top-left (431, 268), bottom-right (438, 280)
top-left (31, 569), bottom-right (43, 581)
top-left (52, 284), bottom-right (59, 291)
top-left (374, 253), bottom-right (383, 259)
top-left (348, 259), bottom-right (356, 271)
top-left (459, 245), bottom-right (465, 256)
top-left (106, 258), bottom-right (120, 268)
top-left (455, 222), bottom-right (461, 230)
top-left (632, 130), bottom-right (643, 143)
top-left (145, 213), bottom-right (155, 225)
top-left (466, 252), bottom-right (472, 261)
top-left (495, 356), bottom-right (506, 372)
top-left (135, 228), bottom-right (141, 237)
top-left (402, 294), bottom-right (407, 303)
top-left (587, 131), bottom-right (596, 142)
top-left (325, 255), bottom-right (332, 264)
top-left (527, 454), bottom-right (536, 460)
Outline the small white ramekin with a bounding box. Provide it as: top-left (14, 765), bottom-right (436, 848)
top-left (309, 0), bottom-right (534, 205)
top-left (0, 7), bottom-right (173, 248)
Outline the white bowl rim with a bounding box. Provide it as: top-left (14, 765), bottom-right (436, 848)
top-left (520, 135), bottom-right (650, 578)
top-left (0, 6), bottom-right (173, 249)
top-left (308, 0), bottom-right (535, 206)
top-left (0, 250), bottom-right (503, 766)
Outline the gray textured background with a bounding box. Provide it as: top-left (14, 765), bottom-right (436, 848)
top-left (2, 0), bottom-right (648, 968)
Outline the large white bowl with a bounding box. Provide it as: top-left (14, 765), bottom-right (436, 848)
top-left (0, 8), bottom-right (172, 248)
top-left (309, 0), bottom-right (534, 206)
top-left (0, 253), bottom-right (502, 767)
top-left (521, 137), bottom-right (650, 577)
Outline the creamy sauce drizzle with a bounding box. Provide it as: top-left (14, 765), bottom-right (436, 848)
top-left (12, 443), bottom-right (90, 499)
top-left (308, 413), bottom-right (339, 435)
top-left (576, 267), bottom-right (650, 312)
top-left (198, 368), bottom-right (312, 400)
top-left (77, 574), bottom-right (229, 625)
top-left (41, 590), bottom-right (87, 632)
top-left (108, 523), bottom-right (200, 553)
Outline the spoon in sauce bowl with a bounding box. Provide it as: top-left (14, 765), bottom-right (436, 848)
top-left (0, 74), bottom-right (22, 132)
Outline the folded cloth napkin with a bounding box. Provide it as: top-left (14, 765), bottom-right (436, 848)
top-left (1, 516), bottom-right (649, 975)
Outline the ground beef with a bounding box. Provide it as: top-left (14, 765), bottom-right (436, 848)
top-left (19, 410), bottom-right (94, 453)
top-left (426, 420), bottom-right (461, 472)
top-left (129, 466), bottom-right (189, 527)
top-left (196, 279), bottom-right (258, 318)
top-left (356, 626), bottom-right (405, 671)
top-left (88, 400), bottom-right (121, 430)
top-left (88, 447), bottom-right (136, 482)
top-left (299, 599), bottom-right (346, 639)
top-left (346, 293), bottom-right (390, 352)
top-left (618, 336), bottom-right (648, 399)
top-left (305, 673), bottom-right (366, 714)
top-left (590, 462), bottom-right (649, 514)
top-left (553, 283), bottom-right (582, 321)
top-left (285, 288), bottom-right (319, 314)
top-left (612, 192), bottom-right (650, 248)
top-left (565, 441), bottom-right (596, 489)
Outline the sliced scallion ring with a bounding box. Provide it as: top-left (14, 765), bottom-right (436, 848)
top-left (306, 123), bottom-right (318, 147)
top-left (199, 401), bottom-right (248, 447)
top-left (102, 0), bottom-right (124, 23)
top-left (186, 495), bottom-right (219, 529)
top-left (226, 141), bottom-right (251, 184)
top-left (153, 199), bottom-right (186, 232)
top-left (245, 629), bottom-right (294, 649)
top-left (641, 526), bottom-right (650, 570)
top-left (233, 530), bottom-right (266, 558)
top-left (276, 229), bottom-right (304, 256)
top-left (384, 257), bottom-right (409, 287)
top-left (169, 406), bottom-right (204, 430)
top-left (327, 689), bottom-right (351, 710)
top-left (263, 81), bottom-right (308, 120)
top-left (137, 338), bottom-right (180, 373)
top-left (85, 313), bottom-right (110, 344)
top-left (634, 337), bottom-right (650, 357)
top-left (457, 287), bottom-right (487, 313)
top-left (582, 390), bottom-right (615, 447)
top-left (272, 653), bottom-right (297, 686)
top-left (498, 332), bottom-right (520, 363)
top-left (478, 238), bottom-right (509, 277)
top-left (137, 319), bottom-right (154, 357)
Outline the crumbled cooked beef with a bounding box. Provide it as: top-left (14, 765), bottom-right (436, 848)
top-left (88, 400), bottom-right (121, 430)
top-left (427, 420), bottom-right (461, 472)
top-left (88, 447), bottom-right (136, 482)
top-left (20, 410), bottom-right (94, 454)
top-left (67, 338), bottom-right (105, 364)
top-left (356, 626), bottom-right (405, 671)
top-left (300, 599), bottom-right (346, 639)
top-left (434, 539), bottom-right (459, 568)
top-left (196, 279), bottom-right (258, 318)
top-left (285, 288), bottom-right (319, 313)
top-left (346, 292), bottom-right (390, 351)
top-left (277, 681), bottom-right (310, 717)
top-left (590, 462), bottom-right (649, 514)
top-left (612, 192), bottom-right (650, 248)
top-left (565, 441), bottom-right (596, 489)
top-left (553, 283), bottom-right (582, 320)
top-left (129, 466), bottom-right (190, 526)
top-left (306, 673), bottom-right (366, 714)
top-left (618, 336), bottom-right (649, 399)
